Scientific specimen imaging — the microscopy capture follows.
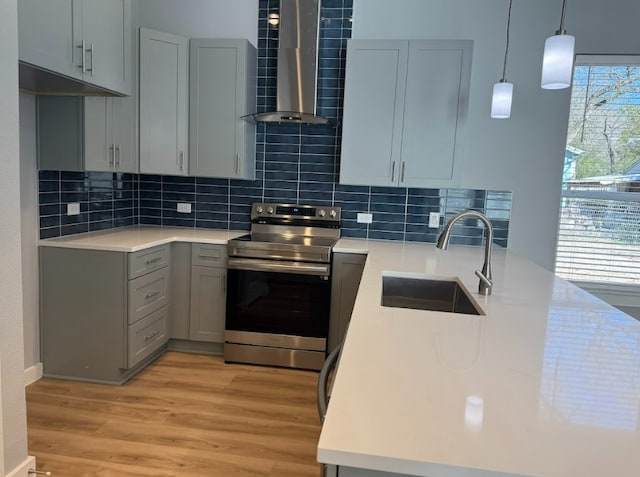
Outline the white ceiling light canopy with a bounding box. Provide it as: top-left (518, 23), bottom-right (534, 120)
top-left (491, 0), bottom-right (514, 119)
top-left (541, 0), bottom-right (575, 89)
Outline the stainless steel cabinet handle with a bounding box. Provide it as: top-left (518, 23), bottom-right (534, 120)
top-left (401, 161), bottom-right (406, 182)
top-left (77, 40), bottom-right (86, 73)
top-left (391, 161), bottom-right (396, 182)
top-left (144, 329), bottom-right (160, 341)
top-left (179, 151), bottom-right (184, 171)
top-left (109, 144), bottom-right (115, 167)
top-left (144, 290), bottom-right (160, 299)
top-left (145, 256), bottom-right (162, 264)
top-left (235, 153), bottom-right (240, 175)
top-left (86, 43), bottom-right (94, 75)
top-left (115, 145), bottom-right (121, 167)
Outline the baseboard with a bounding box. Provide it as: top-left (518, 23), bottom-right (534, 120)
top-left (5, 455), bottom-right (36, 477)
top-left (24, 363), bottom-right (43, 387)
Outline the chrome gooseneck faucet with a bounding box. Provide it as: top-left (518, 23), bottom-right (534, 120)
top-left (436, 210), bottom-right (494, 296)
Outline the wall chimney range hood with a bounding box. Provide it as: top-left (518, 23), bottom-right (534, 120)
top-left (246, 0), bottom-right (330, 125)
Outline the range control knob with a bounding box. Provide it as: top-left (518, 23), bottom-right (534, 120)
top-left (256, 206), bottom-right (264, 214)
top-left (329, 209), bottom-right (337, 218)
top-left (318, 209), bottom-right (326, 217)
top-left (267, 207), bottom-right (274, 214)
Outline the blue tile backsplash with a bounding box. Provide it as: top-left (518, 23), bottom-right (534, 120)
top-left (38, 0), bottom-right (513, 247)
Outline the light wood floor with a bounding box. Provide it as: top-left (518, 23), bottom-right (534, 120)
top-left (26, 352), bottom-right (323, 477)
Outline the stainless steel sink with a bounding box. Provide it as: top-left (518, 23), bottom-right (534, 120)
top-left (381, 275), bottom-right (484, 315)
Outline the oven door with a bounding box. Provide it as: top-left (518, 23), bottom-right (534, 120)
top-left (225, 258), bottom-right (331, 351)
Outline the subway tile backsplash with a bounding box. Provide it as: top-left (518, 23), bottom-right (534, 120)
top-left (37, 0), bottom-right (513, 247)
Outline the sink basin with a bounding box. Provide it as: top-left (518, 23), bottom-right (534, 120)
top-left (381, 275), bottom-right (484, 315)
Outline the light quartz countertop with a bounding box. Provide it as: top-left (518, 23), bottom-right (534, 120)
top-left (319, 238), bottom-right (640, 477)
top-left (38, 225), bottom-right (247, 252)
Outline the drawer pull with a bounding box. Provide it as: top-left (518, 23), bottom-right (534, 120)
top-left (144, 330), bottom-right (160, 341)
top-left (145, 256), bottom-right (162, 264)
top-left (145, 290), bottom-right (160, 299)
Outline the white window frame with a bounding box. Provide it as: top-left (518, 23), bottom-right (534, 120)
top-left (555, 54), bottom-right (640, 296)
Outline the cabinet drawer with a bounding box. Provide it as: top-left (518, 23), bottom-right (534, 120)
top-left (127, 306), bottom-right (167, 368)
top-left (128, 267), bottom-right (169, 324)
top-left (128, 244), bottom-right (170, 279)
top-left (191, 243), bottom-right (227, 268)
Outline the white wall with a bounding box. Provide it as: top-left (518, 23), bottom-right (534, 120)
top-left (138, 0), bottom-right (259, 46)
top-left (0, 0), bottom-right (29, 474)
top-left (352, 0), bottom-right (640, 271)
top-left (19, 93), bottom-right (39, 373)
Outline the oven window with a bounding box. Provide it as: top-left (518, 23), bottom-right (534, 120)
top-left (226, 269), bottom-right (331, 338)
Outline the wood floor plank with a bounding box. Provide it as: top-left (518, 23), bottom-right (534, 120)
top-left (27, 352), bottom-right (323, 476)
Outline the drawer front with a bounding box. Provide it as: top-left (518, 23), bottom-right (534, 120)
top-left (128, 267), bottom-right (169, 324)
top-left (128, 306), bottom-right (168, 368)
top-left (192, 243), bottom-right (227, 268)
top-left (129, 244), bottom-right (170, 279)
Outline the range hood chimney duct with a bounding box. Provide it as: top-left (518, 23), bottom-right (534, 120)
top-left (247, 0), bottom-right (330, 125)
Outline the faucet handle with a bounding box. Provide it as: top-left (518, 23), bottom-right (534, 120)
top-left (475, 270), bottom-right (493, 296)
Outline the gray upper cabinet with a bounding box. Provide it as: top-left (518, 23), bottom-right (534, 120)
top-left (85, 96), bottom-right (137, 172)
top-left (18, 0), bottom-right (132, 96)
top-left (189, 39), bottom-right (256, 180)
top-left (139, 28), bottom-right (189, 176)
top-left (340, 39), bottom-right (473, 189)
top-left (37, 95), bottom-right (137, 172)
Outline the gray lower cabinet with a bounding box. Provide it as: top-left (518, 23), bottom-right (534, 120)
top-left (40, 244), bottom-right (170, 384)
top-left (329, 467), bottom-right (414, 477)
top-left (328, 253), bottom-right (367, 352)
top-left (189, 244), bottom-right (227, 342)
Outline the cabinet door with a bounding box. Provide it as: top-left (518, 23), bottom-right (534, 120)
top-left (400, 40), bottom-right (472, 188)
top-left (81, 0), bottom-right (131, 95)
top-left (18, 0), bottom-right (81, 80)
top-left (84, 96), bottom-right (136, 172)
top-left (189, 266), bottom-right (226, 343)
top-left (84, 97), bottom-right (111, 171)
top-left (339, 40), bottom-right (408, 187)
top-left (111, 95), bottom-right (137, 172)
top-left (139, 28), bottom-right (189, 176)
top-left (189, 39), bottom-right (256, 179)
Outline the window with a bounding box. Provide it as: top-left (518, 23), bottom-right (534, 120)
top-left (555, 56), bottom-right (640, 287)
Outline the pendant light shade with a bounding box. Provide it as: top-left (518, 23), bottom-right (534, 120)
top-left (491, 81), bottom-right (513, 119)
top-left (491, 0), bottom-right (514, 119)
top-left (541, 0), bottom-right (574, 89)
top-left (541, 33), bottom-right (575, 89)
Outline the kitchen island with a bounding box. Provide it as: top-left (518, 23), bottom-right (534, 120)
top-left (318, 239), bottom-right (640, 477)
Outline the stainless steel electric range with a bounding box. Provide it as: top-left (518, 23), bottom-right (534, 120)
top-left (224, 203), bottom-right (341, 370)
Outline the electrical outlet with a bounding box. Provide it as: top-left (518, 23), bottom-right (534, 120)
top-left (177, 203), bottom-right (192, 213)
top-left (428, 212), bottom-right (440, 228)
top-left (357, 213), bottom-right (373, 224)
top-left (67, 202), bottom-right (80, 216)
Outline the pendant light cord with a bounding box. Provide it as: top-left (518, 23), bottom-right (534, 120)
top-left (501, 0), bottom-right (513, 81)
top-left (558, 0), bottom-right (568, 33)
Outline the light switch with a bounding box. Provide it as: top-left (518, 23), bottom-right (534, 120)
top-left (428, 212), bottom-right (440, 228)
top-left (177, 203), bottom-right (192, 213)
top-left (357, 213), bottom-right (373, 224)
top-left (67, 203), bottom-right (80, 216)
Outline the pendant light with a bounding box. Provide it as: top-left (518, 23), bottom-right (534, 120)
top-left (491, 0), bottom-right (514, 119)
top-left (541, 0), bottom-right (575, 89)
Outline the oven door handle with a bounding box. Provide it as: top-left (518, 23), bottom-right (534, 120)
top-left (228, 258), bottom-right (330, 277)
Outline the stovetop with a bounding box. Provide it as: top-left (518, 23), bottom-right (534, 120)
top-left (228, 203), bottom-right (342, 263)
top-left (232, 233), bottom-right (339, 248)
